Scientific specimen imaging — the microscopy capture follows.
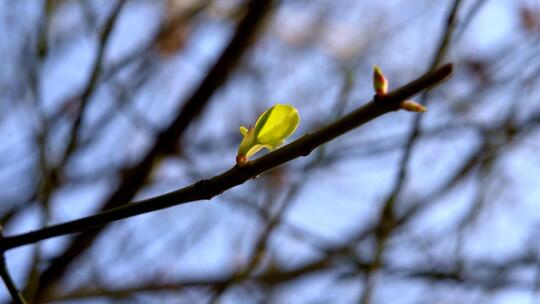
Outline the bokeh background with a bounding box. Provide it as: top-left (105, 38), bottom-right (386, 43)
top-left (1, 0), bottom-right (540, 303)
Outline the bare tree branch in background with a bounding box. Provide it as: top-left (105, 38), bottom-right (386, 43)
top-left (23, 1), bottom-right (274, 302)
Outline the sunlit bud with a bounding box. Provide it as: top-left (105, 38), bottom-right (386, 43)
top-left (373, 65), bottom-right (388, 96)
top-left (236, 104), bottom-right (300, 166)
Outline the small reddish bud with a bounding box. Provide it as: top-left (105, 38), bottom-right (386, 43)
top-left (373, 65), bottom-right (388, 97)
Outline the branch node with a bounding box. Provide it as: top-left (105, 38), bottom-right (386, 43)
top-left (300, 146), bottom-right (312, 157)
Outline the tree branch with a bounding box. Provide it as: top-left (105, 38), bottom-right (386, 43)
top-left (0, 228), bottom-right (27, 304)
top-left (0, 64), bottom-right (453, 252)
top-left (359, 2), bottom-right (464, 302)
top-left (60, 0), bottom-right (128, 167)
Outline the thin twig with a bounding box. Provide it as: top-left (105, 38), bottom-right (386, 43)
top-left (52, 251), bottom-right (536, 302)
top-left (359, 3), bottom-right (464, 303)
top-left (387, 0), bottom-right (464, 210)
top-left (0, 64), bottom-right (453, 252)
top-left (0, 228), bottom-right (27, 304)
top-left (59, 0), bottom-right (128, 168)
